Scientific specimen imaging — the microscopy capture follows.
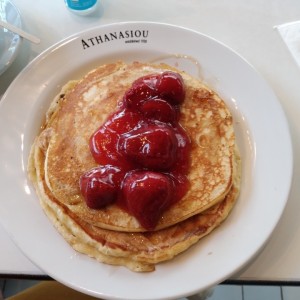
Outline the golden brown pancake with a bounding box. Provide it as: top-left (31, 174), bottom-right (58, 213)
top-left (34, 61), bottom-right (236, 232)
top-left (28, 128), bottom-right (241, 271)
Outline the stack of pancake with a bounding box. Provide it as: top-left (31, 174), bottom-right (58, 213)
top-left (28, 61), bottom-right (241, 272)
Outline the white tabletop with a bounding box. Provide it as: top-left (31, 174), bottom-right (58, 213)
top-left (0, 0), bottom-right (299, 283)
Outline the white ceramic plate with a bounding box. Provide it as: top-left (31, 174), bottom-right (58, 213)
top-left (0, 0), bottom-right (22, 75)
top-left (0, 22), bottom-right (293, 300)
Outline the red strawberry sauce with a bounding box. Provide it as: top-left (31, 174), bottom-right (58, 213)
top-left (79, 71), bottom-right (191, 230)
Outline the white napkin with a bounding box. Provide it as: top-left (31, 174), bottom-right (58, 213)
top-left (276, 20), bottom-right (300, 67)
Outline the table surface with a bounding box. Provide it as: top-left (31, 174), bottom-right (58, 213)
top-left (0, 0), bottom-right (299, 283)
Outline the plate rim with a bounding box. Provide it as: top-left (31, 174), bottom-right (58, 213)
top-left (0, 21), bottom-right (293, 300)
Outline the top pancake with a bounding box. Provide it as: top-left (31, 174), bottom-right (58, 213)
top-left (40, 61), bottom-right (235, 232)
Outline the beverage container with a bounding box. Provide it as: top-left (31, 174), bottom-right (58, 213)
top-left (65, 0), bottom-right (98, 16)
